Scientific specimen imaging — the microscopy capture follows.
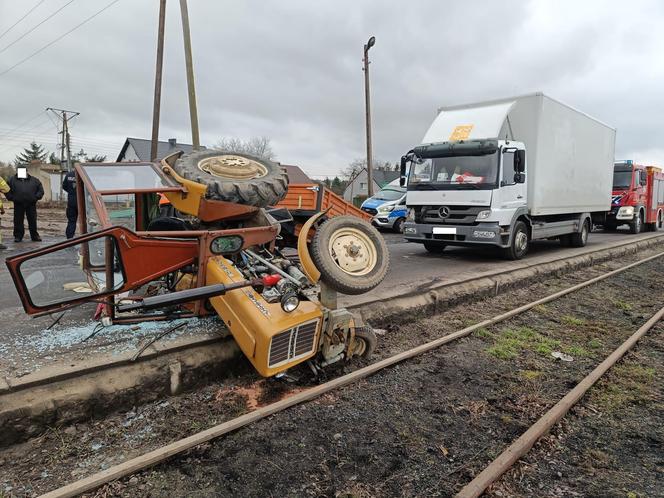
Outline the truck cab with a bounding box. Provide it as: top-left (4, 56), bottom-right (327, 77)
top-left (607, 160), bottom-right (664, 233)
top-left (402, 139), bottom-right (527, 250)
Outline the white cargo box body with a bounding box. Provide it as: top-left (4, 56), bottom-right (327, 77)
top-left (422, 93), bottom-right (615, 216)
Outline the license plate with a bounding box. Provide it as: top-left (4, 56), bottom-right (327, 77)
top-left (432, 227), bottom-right (456, 235)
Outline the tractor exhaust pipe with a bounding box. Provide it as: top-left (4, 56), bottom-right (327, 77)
top-left (117, 279), bottom-right (260, 313)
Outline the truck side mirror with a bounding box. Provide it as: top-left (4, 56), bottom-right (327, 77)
top-left (514, 150), bottom-right (526, 173)
top-left (400, 156), bottom-right (407, 187)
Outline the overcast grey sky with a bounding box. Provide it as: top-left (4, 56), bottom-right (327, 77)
top-left (1, 0), bottom-right (663, 176)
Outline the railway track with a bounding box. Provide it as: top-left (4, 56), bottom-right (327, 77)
top-left (38, 250), bottom-right (664, 498)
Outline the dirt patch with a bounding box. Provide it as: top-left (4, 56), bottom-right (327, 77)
top-left (2, 255), bottom-right (664, 497)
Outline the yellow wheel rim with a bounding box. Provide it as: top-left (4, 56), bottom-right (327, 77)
top-left (198, 154), bottom-right (268, 179)
top-left (328, 227), bottom-right (377, 276)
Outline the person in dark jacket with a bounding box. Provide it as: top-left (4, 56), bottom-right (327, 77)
top-left (6, 166), bottom-right (44, 242)
top-left (62, 170), bottom-right (78, 239)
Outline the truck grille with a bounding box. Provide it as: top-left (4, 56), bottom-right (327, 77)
top-left (419, 205), bottom-right (485, 225)
top-left (268, 319), bottom-right (319, 368)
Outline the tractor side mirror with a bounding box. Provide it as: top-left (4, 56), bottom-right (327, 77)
top-left (514, 150), bottom-right (526, 173)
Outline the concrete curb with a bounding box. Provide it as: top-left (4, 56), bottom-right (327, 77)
top-left (2, 233), bottom-right (664, 447)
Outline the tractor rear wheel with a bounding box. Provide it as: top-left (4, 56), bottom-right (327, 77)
top-left (172, 150), bottom-right (288, 208)
top-left (311, 216), bottom-right (389, 295)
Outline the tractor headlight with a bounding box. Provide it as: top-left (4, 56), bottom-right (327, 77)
top-left (476, 210), bottom-right (492, 220)
top-left (281, 291), bottom-right (299, 313)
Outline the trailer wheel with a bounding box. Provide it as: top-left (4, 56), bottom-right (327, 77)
top-left (630, 210), bottom-right (643, 234)
top-left (423, 241), bottom-right (446, 253)
top-left (310, 216), bottom-right (389, 295)
top-left (502, 220), bottom-right (529, 260)
top-left (570, 219), bottom-right (590, 247)
top-left (658, 210), bottom-right (663, 230)
top-left (172, 150), bottom-right (288, 207)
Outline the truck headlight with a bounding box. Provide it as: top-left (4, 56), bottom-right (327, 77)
top-left (476, 210), bottom-right (492, 220)
top-left (618, 206), bottom-right (634, 217)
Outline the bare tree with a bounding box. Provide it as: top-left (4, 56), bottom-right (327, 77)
top-left (215, 136), bottom-right (275, 161)
top-left (342, 158), bottom-right (392, 179)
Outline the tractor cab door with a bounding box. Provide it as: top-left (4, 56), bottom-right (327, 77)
top-left (6, 226), bottom-right (199, 315)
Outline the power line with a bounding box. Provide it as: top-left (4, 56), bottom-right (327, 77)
top-left (0, 110), bottom-right (48, 140)
top-left (0, 0), bottom-right (47, 41)
top-left (0, 0), bottom-right (122, 78)
top-left (0, 0), bottom-right (77, 55)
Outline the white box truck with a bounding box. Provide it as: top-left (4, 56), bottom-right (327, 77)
top-left (400, 93), bottom-right (615, 259)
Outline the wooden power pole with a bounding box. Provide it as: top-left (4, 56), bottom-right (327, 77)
top-left (179, 0), bottom-right (200, 150)
top-left (150, 0), bottom-right (167, 161)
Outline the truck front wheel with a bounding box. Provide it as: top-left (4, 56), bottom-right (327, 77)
top-left (630, 211), bottom-right (643, 234)
top-left (503, 221), bottom-right (529, 260)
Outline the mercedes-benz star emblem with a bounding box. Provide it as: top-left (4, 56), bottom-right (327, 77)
top-left (438, 206), bottom-right (450, 219)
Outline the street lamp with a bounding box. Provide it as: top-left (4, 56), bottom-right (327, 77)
top-left (363, 36), bottom-right (376, 197)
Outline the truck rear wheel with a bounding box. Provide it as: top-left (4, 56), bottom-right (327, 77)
top-left (310, 216), bottom-right (389, 295)
top-left (502, 220), bottom-right (529, 260)
top-left (630, 211), bottom-right (643, 234)
top-left (172, 150), bottom-right (288, 208)
top-left (569, 219), bottom-right (590, 247)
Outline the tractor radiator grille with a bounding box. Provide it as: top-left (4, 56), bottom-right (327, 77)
top-left (268, 319), bottom-right (319, 368)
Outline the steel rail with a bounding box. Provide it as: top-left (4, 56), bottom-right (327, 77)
top-left (456, 304), bottom-right (664, 498)
top-left (40, 250), bottom-right (664, 498)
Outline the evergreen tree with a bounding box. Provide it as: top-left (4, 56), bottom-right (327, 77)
top-left (13, 141), bottom-right (47, 166)
top-left (331, 176), bottom-right (344, 195)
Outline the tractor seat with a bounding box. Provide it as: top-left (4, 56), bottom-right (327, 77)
top-left (147, 216), bottom-right (193, 232)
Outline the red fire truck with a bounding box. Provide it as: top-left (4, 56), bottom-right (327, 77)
top-left (607, 160), bottom-right (664, 233)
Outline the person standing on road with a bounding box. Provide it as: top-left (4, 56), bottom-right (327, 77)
top-left (62, 169), bottom-right (78, 239)
top-left (0, 176), bottom-right (9, 250)
top-left (6, 166), bottom-right (43, 242)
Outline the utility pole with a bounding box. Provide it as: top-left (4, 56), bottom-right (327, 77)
top-left (179, 0), bottom-right (200, 149)
top-left (363, 36), bottom-right (376, 197)
top-left (47, 107), bottom-right (79, 203)
top-left (47, 107), bottom-right (79, 171)
top-left (150, 0), bottom-right (167, 161)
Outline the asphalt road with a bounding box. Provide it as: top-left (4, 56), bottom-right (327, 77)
top-left (339, 227), bottom-right (661, 306)
top-left (0, 227), bottom-right (657, 311)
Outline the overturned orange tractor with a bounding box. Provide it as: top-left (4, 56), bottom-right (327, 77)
top-left (6, 151), bottom-right (389, 377)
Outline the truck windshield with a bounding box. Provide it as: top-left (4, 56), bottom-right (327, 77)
top-left (373, 188), bottom-right (405, 201)
top-left (408, 151), bottom-right (499, 189)
top-left (613, 168), bottom-right (633, 189)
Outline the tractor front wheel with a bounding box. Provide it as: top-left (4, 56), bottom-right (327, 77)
top-left (311, 216), bottom-right (389, 295)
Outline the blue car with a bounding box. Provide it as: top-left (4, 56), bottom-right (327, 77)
top-left (360, 186), bottom-right (405, 215)
top-left (372, 199), bottom-right (408, 233)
